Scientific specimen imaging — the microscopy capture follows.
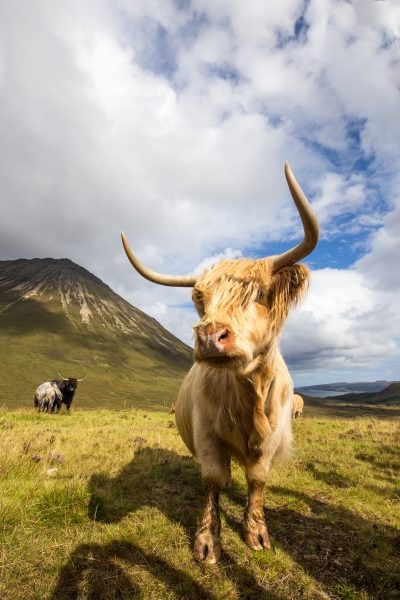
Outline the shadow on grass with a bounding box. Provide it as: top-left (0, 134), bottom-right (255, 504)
top-left (51, 448), bottom-right (279, 599)
top-left (50, 540), bottom-right (214, 600)
top-left (213, 479), bottom-right (400, 598)
top-left (267, 487), bottom-right (400, 598)
top-left (87, 447), bottom-right (201, 530)
top-left (50, 447), bottom-right (400, 599)
top-left (304, 461), bottom-right (353, 488)
top-left (355, 444), bottom-right (400, 483)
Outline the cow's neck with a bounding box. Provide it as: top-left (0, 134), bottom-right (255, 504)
top-left (238, 340), bottom-right (278, 389)
top-left (237, 342), bottom-right (281, 456)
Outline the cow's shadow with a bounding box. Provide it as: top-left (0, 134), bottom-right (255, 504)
top-left (51, 447), bottom-right (277, 599)
top-left (50, 447), bottom-right (400, 599)
top-left (224, 482), bottom-right (400, 598)
top-left (270, 486), bottom-right (400, 597)
top-left (87, 447), bottom-right (201, 531)
top-left (50, 539), bottom-right (216, 600)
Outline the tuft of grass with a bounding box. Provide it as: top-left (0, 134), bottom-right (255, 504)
top-left (0, 408), bottom-right (399, 599)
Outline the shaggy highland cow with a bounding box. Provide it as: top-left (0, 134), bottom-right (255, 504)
top-left (292, 394), bottom-right (304, 418)
top-left (34, 382), bottom-right (62, 412)
top-left (122, 162), bottom-right (319, 563)
top-left (34, 376), bottom-right (86, 413)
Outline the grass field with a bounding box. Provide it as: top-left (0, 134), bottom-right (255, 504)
top-left (0, 407), bottom-right (399, 600)
top-left (0, 332), bottom-right (189, 411)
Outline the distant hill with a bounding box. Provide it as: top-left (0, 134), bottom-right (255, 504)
top-left (297, 381), bottom-right (392, 397)
top-left (0, 258), bottom-right (193, 409)
top-left (329, 382), bottom-right (400, 405)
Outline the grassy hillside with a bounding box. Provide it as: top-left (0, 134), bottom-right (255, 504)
top-left (1, 408), bottom-right (399, 599)
top-left (0, 258), bottom-right (192, 410)
top-left (0, 324), bottom-right (189, 411)
top-left (301, 395), bottom-right (400, 419)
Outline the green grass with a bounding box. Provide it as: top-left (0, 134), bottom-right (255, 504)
top-left (0, 331), bottom-right (189, 411)
top-left (0, 287), bottom-right (192, 411)
top-left (0, 408), bottom-right (399, 599)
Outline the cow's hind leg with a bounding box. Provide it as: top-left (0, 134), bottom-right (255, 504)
top-left (243, 465), bottom-right (271, 551)
top-left (194, 443), bottom-right (231, 564)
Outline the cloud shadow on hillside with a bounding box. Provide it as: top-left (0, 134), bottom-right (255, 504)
top-left (0, 297), bottom-right (71, 335)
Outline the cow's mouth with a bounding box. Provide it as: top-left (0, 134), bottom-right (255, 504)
top-left (204, 355), bottom-right (232, 363)
top-left (195, 353), bottom-right (237, 368)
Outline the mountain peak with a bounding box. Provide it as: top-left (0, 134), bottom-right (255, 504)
top-left (0, 257), bottom-right (193, 408)
top-left (0, 257), bottom-right (192, 365)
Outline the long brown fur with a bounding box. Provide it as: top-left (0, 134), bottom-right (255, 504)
top-left (175, 256), bottom-right (311, 564)
top-left (292, 393), bottom-right (304, 418)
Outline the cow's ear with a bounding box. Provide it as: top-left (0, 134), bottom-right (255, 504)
top-left (269, 264), bottom-right (310, 332)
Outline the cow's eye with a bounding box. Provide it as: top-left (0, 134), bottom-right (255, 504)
top-left (192, 289), bottom-right (205, 316)
top-left (256, 289), bottom-right (267, 303)
top-left (196, 301), bottom-right (205, 317)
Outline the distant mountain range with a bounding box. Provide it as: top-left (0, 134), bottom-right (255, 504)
top-left (297, 381), bottom-right (393, 395)
top-left (296, 381), bottom-right (400, 405)
top-left (0, 258), bottom-right (193, 409)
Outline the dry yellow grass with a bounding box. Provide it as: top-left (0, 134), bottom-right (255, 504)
top-left (0, 408), bottom-right (399, 599)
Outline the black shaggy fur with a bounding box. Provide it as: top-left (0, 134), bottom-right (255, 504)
top-left (51, 378), bottom-right (78, 411)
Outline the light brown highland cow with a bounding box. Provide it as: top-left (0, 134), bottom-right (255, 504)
top-left (292, 393), bottom-right (304, 418)
top-left (122, 162), bottom-right (319, 564)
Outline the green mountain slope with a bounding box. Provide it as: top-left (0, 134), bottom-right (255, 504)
top-left (0, 258), bottom-right (193, 409)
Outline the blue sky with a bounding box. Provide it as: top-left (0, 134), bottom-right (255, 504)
top-left (0, 0), bottom-right (399, 385)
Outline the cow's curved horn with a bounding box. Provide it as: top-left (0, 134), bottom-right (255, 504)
top-left (58, 372), bottom-right (68, 381)
top-left (121, 232), bottom-right (198, 287)
top-left (77, 376), bottom-right (88, 382)
top-left (272, 162), bottom-right (319, 271)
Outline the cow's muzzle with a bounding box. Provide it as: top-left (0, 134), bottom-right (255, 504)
top-left (195, 323), bottom-right (234, 360)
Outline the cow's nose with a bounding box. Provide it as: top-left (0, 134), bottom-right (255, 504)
top-left (197, 323), bottom-right (232, 358)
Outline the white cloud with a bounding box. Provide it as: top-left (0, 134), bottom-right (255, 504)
top-left (193, 248), bottom-right (243, 274)
top-left (282, 265), bottom-right (400, 385)
top-left (0, 0), bottom-right (399, 384)
top-left (356, 200), bottom-right (400, 290)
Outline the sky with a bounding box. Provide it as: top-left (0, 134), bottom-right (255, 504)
top-left (0, 0), bottom-right (399, 386)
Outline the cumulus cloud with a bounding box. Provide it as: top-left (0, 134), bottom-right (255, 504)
top-left (0, 0), bottom-right (399, 383)
top-left (356, 203), bottom-right (400, 290)
top-left (282, 267), bottom-right (400, 384)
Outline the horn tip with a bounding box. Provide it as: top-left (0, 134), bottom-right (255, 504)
top-left (121, 231), bottom-right (129, 253)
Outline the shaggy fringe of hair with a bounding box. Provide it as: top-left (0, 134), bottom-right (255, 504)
top-left (270, 264), bottom-right (310, 333)
top-left (194, 259), bottom-right (265, 318)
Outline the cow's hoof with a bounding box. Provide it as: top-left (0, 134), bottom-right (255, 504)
top-left (244, 523), bottom-right (271, 551)
top-left (193, 531), bottom-right (221, 564)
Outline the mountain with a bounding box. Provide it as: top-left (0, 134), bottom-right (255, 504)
top-left (296, 381), bottom-right (392, 397)
top-left (329, 382), bottom-right (400, 405)
top-left (0, 258), bottom-right (193, 409)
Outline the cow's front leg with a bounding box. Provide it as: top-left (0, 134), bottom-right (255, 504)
top-left (193, 479), bottom-right (222, 564)
top-left (244, 469), bottom-right (271, 551)
top-left (193, 437), bottom-right (231, 564)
